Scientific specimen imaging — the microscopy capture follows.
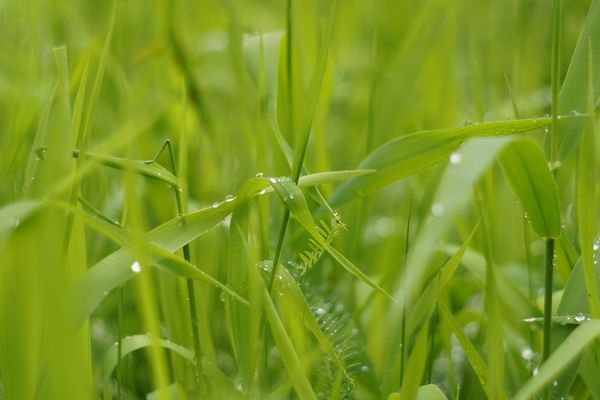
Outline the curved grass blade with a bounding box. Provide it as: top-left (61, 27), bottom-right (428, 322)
top-left (102, 335), bottom-right (243, 400)
top-left (498, 138), bottom-right (561, 239)
top-left (72, 200), bottom-right (236, 323)
top-left (514, 320), bottom-right (600, 400)
top-left (330, 118), bottom-right (550, 206)
top-left (557, 0), bottom-right (600, 160)
top-left (0, 200), bottom-right (43, 245)
top-left (71, 149), bottom-right (179, 188)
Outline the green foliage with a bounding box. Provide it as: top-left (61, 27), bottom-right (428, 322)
top-left (2, 0), bottom-right (600, 399)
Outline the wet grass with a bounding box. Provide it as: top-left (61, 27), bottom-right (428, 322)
top-left (1, 0), bottom-right (600, 399)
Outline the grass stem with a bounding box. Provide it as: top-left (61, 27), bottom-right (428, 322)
top-left (543, 238), bottom-right (555, 363)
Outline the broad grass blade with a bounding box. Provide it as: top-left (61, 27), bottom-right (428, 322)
top-left (498, 138), bottom-right (561, 239)
top-left (330, 118), bottom-right (550, 206)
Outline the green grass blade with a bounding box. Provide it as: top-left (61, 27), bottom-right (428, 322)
top-left (410, 384), bottom-right (449, 400)
top-left (262, 285), bottom-right (317, 400)
top-left (71, 150), bottom-right (180, 187)
top-left (330, 118), bottom-right (550, 206)
top-left (268, 177), bottom-right (391, 299)
top-left (514, 321), bottom-right (600, 400)
top-left (438, 301), bottom-right (496, 400)
top-left (498, 138), bottom-right (561, 239)
top-left (577, 41), bottom-right (600, 318)
top-left (557, 0), bottom-right (600, 160)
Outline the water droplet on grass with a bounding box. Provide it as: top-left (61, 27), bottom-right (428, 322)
top-left (131, 261), bottom-right (142, 273)
top-left (431, 203), bottom-right (445, 217)
top-left (449, 152), bottom-right (463, 165)
top-left (575, 312), bottom-right (587, 323)
top-left (255, 172), bottom-right (264, 178)
top-left (225, 195), bottom-right (234, 202)
top-left (315, 307), bottom-right (326, 316)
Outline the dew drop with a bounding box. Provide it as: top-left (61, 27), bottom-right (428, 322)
top-left (593, 244), bottom-right (599, 251)
top-left (449, 152), bottom-right (463, 165)
top-left (360, 365), bottom-right (369, 373)
top-left (315, 307), bottom-right (326, 316)
top-left (131, 261), bottom-right (142, 273)
top-left (225, 195), bottom-right (235, 202)
top-left (575, 312), bottom-right (587, 323)
top-left (431, 203), bottom-right (445, 217)
top-left (212, 202), bottom-right (220, 208)
top-left (255, 172), bottom-right (264, 178)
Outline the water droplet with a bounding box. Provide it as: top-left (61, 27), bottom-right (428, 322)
top-left (449, 152), bottom-right (463, 165)
top-left (212, 202), bottom-right (220, 208)
top-left (521, 347), bottom-right (534, 361)
top-left (219, 292), bottom-right (227, 302)
top-left (593, 244), bottom-right (599, 251)
top-left (431, 203), bottom-right (445, 217)
top-left (360, 365), bottom-right (369, 373)
top-left (315, 307), bottom-right (326, 316)
top-left (225, 195), bottom-right (235, 202)
top-left (464, 120), bottom-right (473, 126)
top-left (575, 312), bottom-right (587, 323)
top-left (374, 217), bottom-right (396, 237)
top-left (131, 261), bottom-right (142, 273)
top-left (255, 172), bottom-right (264, 178)
top-left (259, 189), bottom-right (268, 195)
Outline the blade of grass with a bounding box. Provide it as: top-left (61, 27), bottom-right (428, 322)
top-left (514, 321), bottom-right (600, 400)
top-left (577, 40), bottom-right (600, 318)
top-left (330, 117), bottom-right (551, 206)
top-left (557, 0), bottom-right (600, 160)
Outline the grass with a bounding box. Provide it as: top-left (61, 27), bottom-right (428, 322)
top-left (1, 0), bottom-right (600, 399)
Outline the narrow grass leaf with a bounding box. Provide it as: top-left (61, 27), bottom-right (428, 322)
top-left (275, 266), bottom-right (344, 370)
top-left (71, 150), bottom-right (179, 188)
top-left (577, 44), bottom-right (600, 317)
top-left (262, 286), bottom-right (317, 400)
top-left (557, 0), bottom-right (600, 160)
top-left (498, 138), bottom-right (561, 239)
top-left (514, 320), bottom-right (600, 400)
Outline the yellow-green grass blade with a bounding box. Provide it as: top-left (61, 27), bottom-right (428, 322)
top-left (261, 285), bottom-right (317, 400)
top-left (275, 266), bottom-right (345, 370)
top-left (398, 320), bottom-right (430, 400)
top-left (498, 138), bottom-right (561, 239)
top-left (557, 0), bottom-right (600, 160)
top-left (330, 118), bottom-right (550, 206)
top-left (387, 384), bottom-right (449, 400)
top-left (72, 200), bottom-right (237, 323)
top-left (225, 178), bottom-right (264, 392)
top-left (514, 321), bottom-right (600, 400)
top-left (577, 42), bottom-right (600, 318)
